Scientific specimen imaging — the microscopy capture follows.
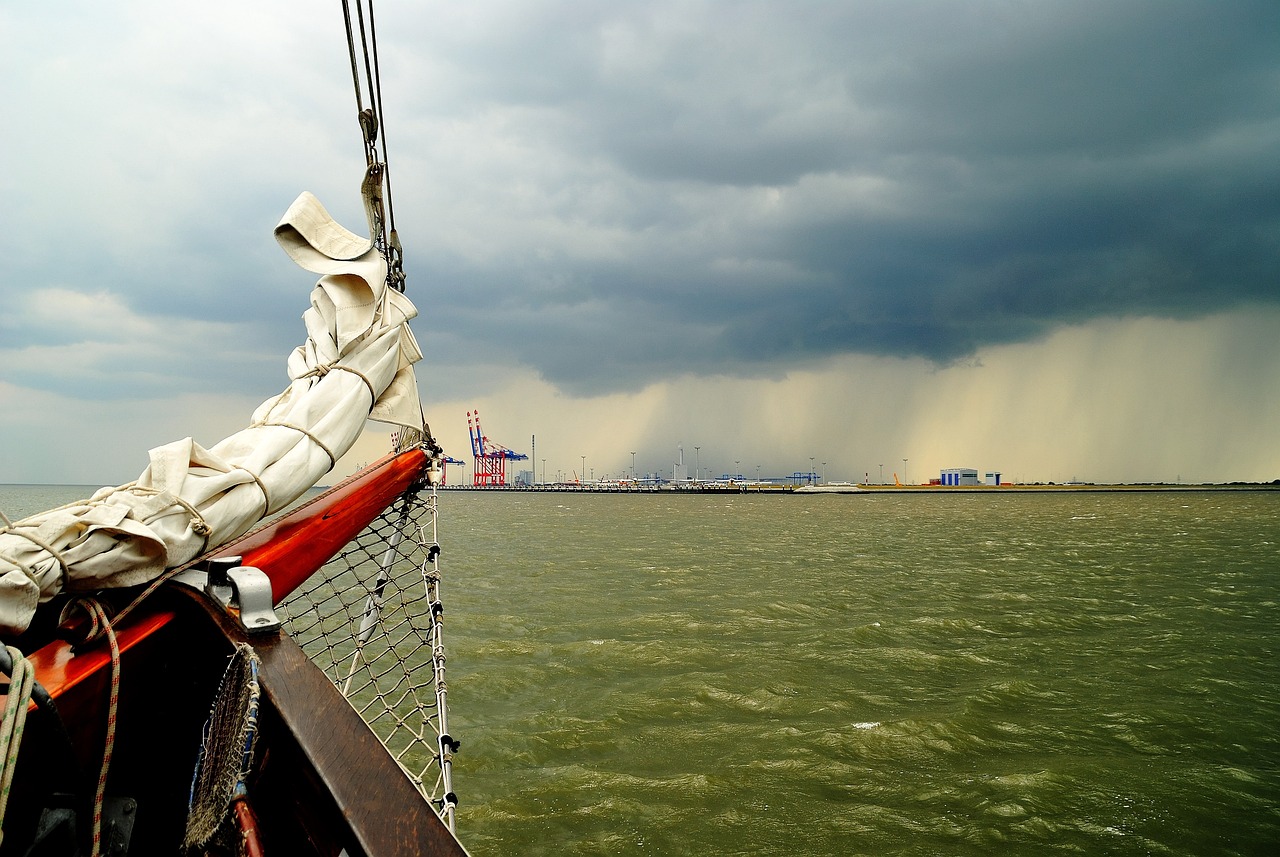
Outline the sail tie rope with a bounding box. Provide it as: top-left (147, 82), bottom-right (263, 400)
top-left (251, 421), bottom-right (338, 470)
top-left (229, 468), bottom-right (274, 517)
top-left (4, 487), bottom-right (214, 543)
top-left (100, 485), bottom-right (215, 542)
top-left (300, 361), bottom-right (378, 404)
top-left (110, 471), bottom-right (269, 520)
top-left (0, 524), bottom-right (70, 593)
top-left (1, 490), bottom-right (215, 635)
top-left (142, 489), bottom-right (214, 538)
top-left (8, 484), bottom-right (212, 574)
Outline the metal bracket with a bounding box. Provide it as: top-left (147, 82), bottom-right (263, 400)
top-left (176, 555), bottom-right (281, 634)
top-left (30, 795), bottom-right (136, 856)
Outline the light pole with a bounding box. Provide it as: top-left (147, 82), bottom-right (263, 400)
top-left (735, 459), bottom-right (740, 481)
top-left (631, 451), bottom-right (636, 479)
top-left (822, 461), bottom-right (826, 484)
top-left (809, 456), bottom-right (815, 485)
top-left (903, 458), bottom-right (908, 486)
top-left (694, 446), bottom-right (701, 482)
top-left (756, 464), bottom-right (761, 483)
top-left (879, 463), bottom-right (883, 485)
top-left (542, 458), bottom-right (546, 485)
top-left (581, 455), bottom-right (586, 484)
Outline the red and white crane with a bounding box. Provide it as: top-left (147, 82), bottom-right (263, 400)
top-left (466, 410), bottom-right (528, 486)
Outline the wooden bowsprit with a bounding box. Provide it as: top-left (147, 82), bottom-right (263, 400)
top-left (3, 447), bottom-right (468, 855)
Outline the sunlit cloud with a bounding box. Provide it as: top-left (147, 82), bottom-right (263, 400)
top-left (413, 308), bottom-right (1280, 486)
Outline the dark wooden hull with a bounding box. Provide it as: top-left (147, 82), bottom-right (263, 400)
top-left (3, 450), bottom-right (468, 856)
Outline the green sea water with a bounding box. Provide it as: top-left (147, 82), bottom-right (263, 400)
top-left (4, 485), bottom-right (1277, 854)
top-left (439, 490), bottom-right (1279, 856)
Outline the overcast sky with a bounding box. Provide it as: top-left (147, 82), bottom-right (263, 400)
top-left (2, 0), bottom-right (1278, 487)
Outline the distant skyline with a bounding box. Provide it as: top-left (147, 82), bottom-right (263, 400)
top-left (3, 1), bottom-right (1279, 488)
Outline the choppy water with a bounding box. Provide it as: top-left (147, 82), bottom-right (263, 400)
top-left (5, 486), bottom-right (1277, 854)
top-left (440, 491), bottom-right (1279, 856)
top-left (0, 485), bottom-right (107, 522)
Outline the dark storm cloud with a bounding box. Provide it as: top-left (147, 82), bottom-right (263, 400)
top-left (4, 1), bottom-right (1278, 402)
top-left (397, 1), bottom-right (1279, 393)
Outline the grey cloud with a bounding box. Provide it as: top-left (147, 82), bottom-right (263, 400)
top-left (398, 1), bottom-right (1280, 393)
top-left (5, 0), bottom-right (1278, 404)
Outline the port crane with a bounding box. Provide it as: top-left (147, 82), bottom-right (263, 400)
top-left (440, 455), bottom-right (466, 485)
top-left (467, 410), bottom-right (528, 486)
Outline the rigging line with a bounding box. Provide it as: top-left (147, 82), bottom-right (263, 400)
top-left (342, 0), bottom-right (379, 172)
top-left (354, 0), bottom-right (378, 135)
top-left (340, 0), bottom-right (366, 116)
top-left (358, 0), bottom-right (405, 292)
top-left (365, 0), bottom-right (398, 241)
top-left (343, 0), bottom-right (404, 291)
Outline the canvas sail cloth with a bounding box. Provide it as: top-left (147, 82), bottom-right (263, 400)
top-left (0, 190), bottom-right (422, 636)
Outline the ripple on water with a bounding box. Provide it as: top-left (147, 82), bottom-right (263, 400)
top-left (438, 489), bottom-right (1280, 856)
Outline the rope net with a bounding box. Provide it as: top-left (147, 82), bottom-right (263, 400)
top-left (184, 643), bottom-right (261, 852)
top-left (277, 483), bottom-right (457, 830)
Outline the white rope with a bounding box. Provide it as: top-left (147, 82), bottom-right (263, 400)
top-left (112, 486), bottom-right (213, 538)
top-left (251, 421), bottom-right (338, 469)
top-left (0, 526), bottom-right (70, 592)
top-left (300, 362), bottom-right (378, 405)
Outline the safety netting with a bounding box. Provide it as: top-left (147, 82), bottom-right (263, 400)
top-left (276, 481), bottom-right (458, 831)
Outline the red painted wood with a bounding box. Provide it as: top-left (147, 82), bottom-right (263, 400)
top-left (23, 610), bottom-right (174, 703)
top-left (213, 448), bottom-right (429, 603)
top-left (5, 446), bottom-right (455, 853)
top-left (19, 446), bottom-right (428, 707)
top-left (233, 798), bottom-right (268, 857)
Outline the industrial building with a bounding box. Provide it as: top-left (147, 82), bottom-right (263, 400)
top-left (940, 468), bottom-right (980, 486)
top-left (673, 446), bottom-right (689, 482)
top-left (938, 467), bottom-right (1002, 486)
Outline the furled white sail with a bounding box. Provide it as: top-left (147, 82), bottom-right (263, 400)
top-left (0, 189), bottom-right (422, 636)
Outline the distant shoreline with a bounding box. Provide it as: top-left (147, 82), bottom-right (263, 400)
top-left (436, 482), bottom-right (1280, 495)
top-left (4, 481), bottom-right (1274, 496)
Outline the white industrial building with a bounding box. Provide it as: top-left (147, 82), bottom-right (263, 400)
top-left (940, 468), bottom-right (980, 486)
top-left (673, 446), bottom-right (689, 482)
top-left (939, 468), bottom-right (1002, 486)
